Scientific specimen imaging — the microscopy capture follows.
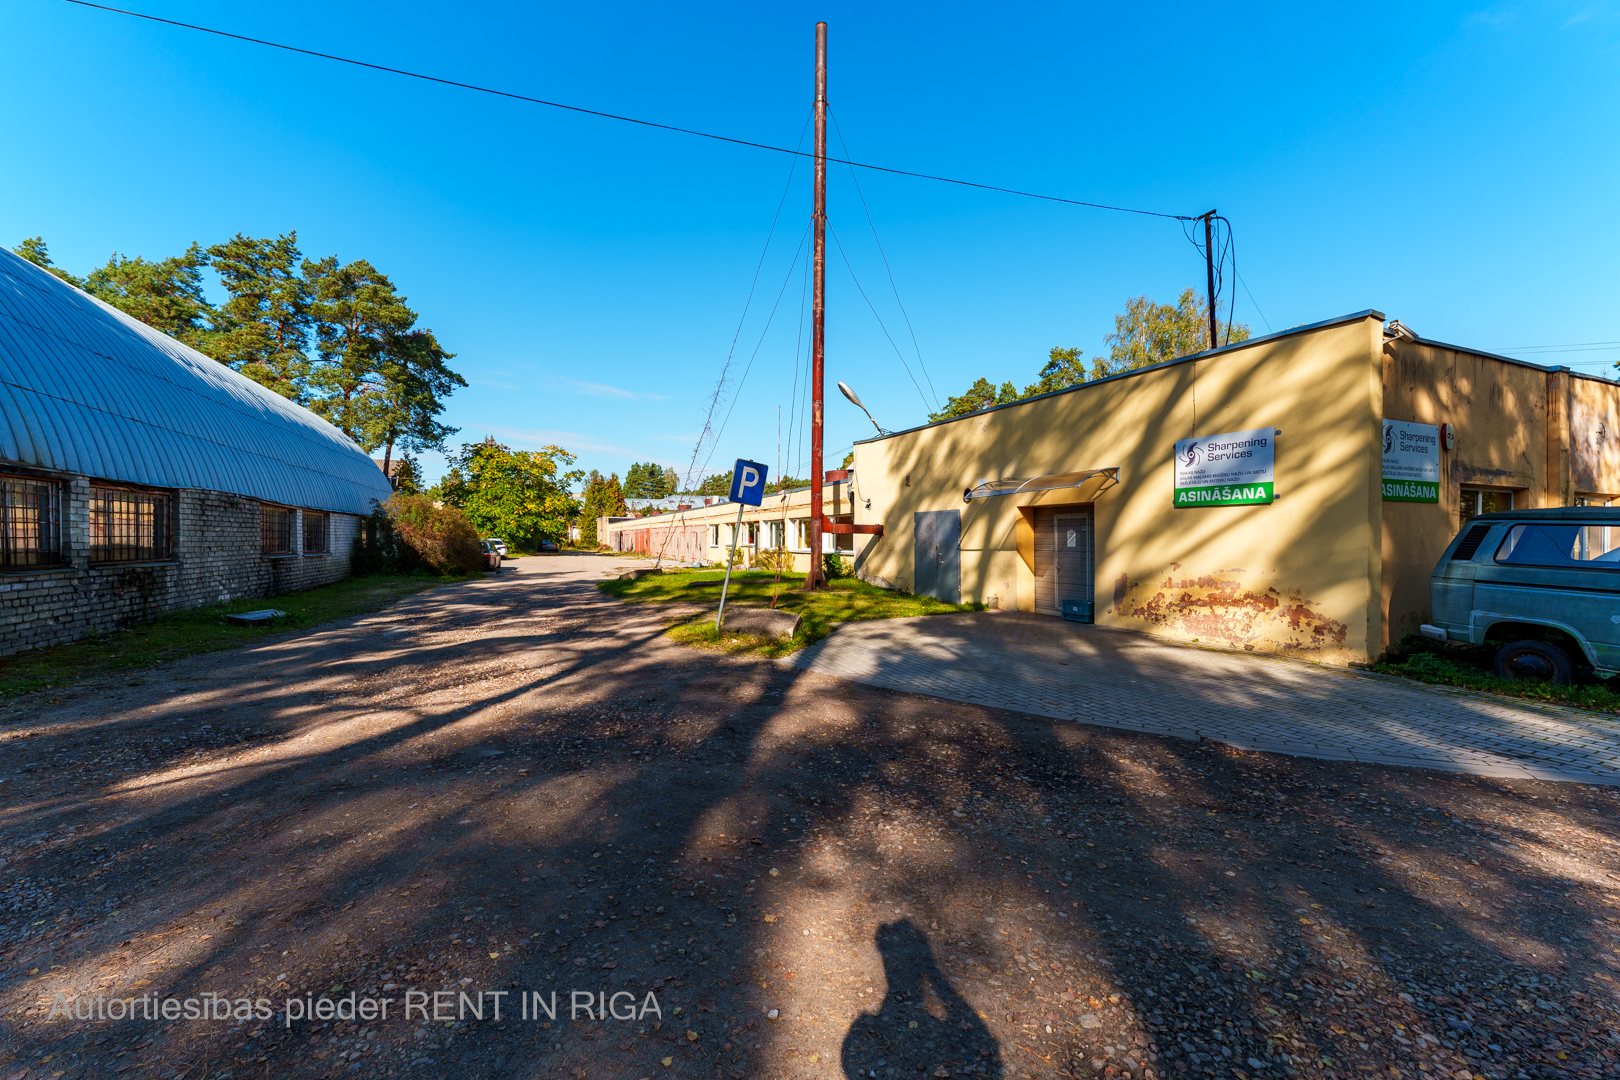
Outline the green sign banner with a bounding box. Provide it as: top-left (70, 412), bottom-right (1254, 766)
top-left (1173, 427), bottom-right (1275, 508)
top-left (1382, 480), bottom-right (1439, 502)
top-left (1175, 482), bottom-right (1275, 507)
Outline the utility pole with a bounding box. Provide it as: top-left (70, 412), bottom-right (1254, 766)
top-left (1202, 210), bottom-right (1218, 351)
top-left (805, 20), bottom-right (828, 591)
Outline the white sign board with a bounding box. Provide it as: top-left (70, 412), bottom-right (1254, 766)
top-left (1173, 427), bottom-right (1275, 507)
top-left (1381, 420), bottom-right (1440, 503)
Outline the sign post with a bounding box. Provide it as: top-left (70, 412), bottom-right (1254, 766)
top-left (716, 459), bottom-right (768, 633)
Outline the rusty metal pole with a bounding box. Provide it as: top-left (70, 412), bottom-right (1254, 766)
top-left (805, 21), bottom-right (828, 591)
top-left (1203, 210), bottom-right (1218, 351)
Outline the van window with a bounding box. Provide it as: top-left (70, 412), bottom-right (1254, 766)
top-left (1494, 523), bottom-right (1620, 566)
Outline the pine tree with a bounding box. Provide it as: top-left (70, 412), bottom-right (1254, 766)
top-left (207, 232), bottom-right (312, 401)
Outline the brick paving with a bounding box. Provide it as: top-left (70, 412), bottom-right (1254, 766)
top-left (791, 611), bottom-right (1620, 785)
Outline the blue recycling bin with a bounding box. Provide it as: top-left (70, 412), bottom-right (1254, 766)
top-left (1061, 599), bottom-right (1094, 623)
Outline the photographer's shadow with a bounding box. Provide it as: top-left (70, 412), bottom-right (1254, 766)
top-left (841, 919), bottom-right (1002, 1079)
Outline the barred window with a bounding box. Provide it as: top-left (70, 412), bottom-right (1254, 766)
top-left (0, 477), bottom-right (63, 569)
top-left (303, 511), bottom-right (329, 554)
top-left (261, 505), bottom-right (295, 555)
top-left (89, 487), bottom-right (172, 564)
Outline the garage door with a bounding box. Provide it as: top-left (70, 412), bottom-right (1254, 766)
top-left (1033, 505), bottom-right (1093, 616)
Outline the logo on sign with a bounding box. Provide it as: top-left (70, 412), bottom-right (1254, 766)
top-left (1383, 424), bottom-right (1394, 455)
top-left (728, 458), bottom-right (769, 507)
top-left (1181, 443), bottom-right (1202, 468)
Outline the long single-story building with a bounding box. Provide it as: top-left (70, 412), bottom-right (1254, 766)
top-left (601, 481), bottom-right (860, 570)
top-left (0, 246), bottom-right (395, 656)
top-left (844, 310), bottom-right (1620, 666)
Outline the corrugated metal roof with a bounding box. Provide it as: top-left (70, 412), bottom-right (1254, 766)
top-left (0, 247), bottom-right (396, 515)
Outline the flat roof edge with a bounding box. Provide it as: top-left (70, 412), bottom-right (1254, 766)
top-left (1408, 335), bottom-right (1617, 384)
top-left (856, 309), bottom-right (1386, 445)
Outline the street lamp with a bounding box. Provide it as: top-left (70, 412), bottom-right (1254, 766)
top-left (837, 381), bottom-right (884, 436)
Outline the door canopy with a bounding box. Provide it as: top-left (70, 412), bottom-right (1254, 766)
top-left (962, 467), bottom-right (1120, 503)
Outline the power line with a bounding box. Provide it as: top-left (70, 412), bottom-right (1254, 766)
top-left (830, 111), bottom-right (938, 410)
top-left (828, 226), bottom-right (934, 413)
top-left (62, 0), bottom-right (1198, 223)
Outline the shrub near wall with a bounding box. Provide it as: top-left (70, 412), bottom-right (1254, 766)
top-left (386, 495), bottom-right (486, 575)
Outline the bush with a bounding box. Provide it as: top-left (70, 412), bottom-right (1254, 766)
top-left (385, 494), bottom-right (486, 576)
top-left (823, 553), bottom-right (853, 579)
top-left (754, 547), bottom-right (793, 573)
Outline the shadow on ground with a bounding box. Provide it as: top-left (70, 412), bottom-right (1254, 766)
top-left (0, 557), bottom-right (1614, 1080)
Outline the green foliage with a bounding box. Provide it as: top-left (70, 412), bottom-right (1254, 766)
top-left (385, 493), bottom-right (486, 575)
top-left (692, 472), bottom-right (733, 496)
top-left (84, 244), bottom-right (218, 354)
top-left (1375, 635), bottom-right (1620, 713)
top-left (928, 292), bottom-right (1254, 422)
top-left (14, 236), bottom-right (466, 441)
top-left (207, 232), bottom-right (311, 401)
top-left (927, 377), bottom-right (1022, 422)
top-left (15, 237), bottom-right (83, 286)
top-left (577, 470), bottom-right (629, 547)
top-left (624, 461), bottom-right (677, 499)
top-left (392, 455), bottom-right (422, 495)
top-left (436, 438), bottom-right (582, 545)
top-left (822, 552), bottom-right (853, 579)
top-left (1088, 289), bottom-right (1251, 379)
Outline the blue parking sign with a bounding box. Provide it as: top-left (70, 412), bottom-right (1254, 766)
top-left (729, 459), bottom-right (769, 506)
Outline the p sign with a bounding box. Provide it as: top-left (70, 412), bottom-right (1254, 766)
top-left (729, 458), bottom-right (769, 507)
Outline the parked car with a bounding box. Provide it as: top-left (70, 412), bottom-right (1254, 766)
top-left (537, 540), bottom-right (559, 552)
top-left (479, 539), bottom-right (502, 571)
top-left (1425, 507), bottom-right (1620, 684)
top-left (485, 538), bottom-right (509, 557)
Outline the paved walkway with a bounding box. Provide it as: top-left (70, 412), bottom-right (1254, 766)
top-left (790, 611), bottom-right (1620, 785)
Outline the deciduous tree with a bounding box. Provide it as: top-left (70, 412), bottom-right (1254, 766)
top-left (437, 439), bottom-right (583, 546)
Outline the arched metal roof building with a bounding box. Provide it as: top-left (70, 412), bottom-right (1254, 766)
top-left (0, 246), bottom-right (394, 514)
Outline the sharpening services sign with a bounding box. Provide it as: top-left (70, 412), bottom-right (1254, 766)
top-left (1381, 419), bottom-right (1440, 502)
top-left (1173, 427), bottom-right (1275, 507)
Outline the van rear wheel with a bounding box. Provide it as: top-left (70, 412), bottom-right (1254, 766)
top-left (1493, 640), bottom-right (1574, 685)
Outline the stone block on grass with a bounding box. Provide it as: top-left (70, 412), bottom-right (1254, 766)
top-left (718, 607), bottom-right (801, 640)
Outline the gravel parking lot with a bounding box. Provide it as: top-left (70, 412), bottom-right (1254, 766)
top-left (0, 555), bottom-right (1616, 1080)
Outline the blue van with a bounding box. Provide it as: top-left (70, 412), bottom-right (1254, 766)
top-left (1424, 507), bottom-right (1620, 684)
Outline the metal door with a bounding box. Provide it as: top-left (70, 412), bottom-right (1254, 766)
top-left (914, 510), bottom-right (961, 604)
top-left (1033, 505), bottom-right (1093, 615)
top-left (1054, 512), bottom-right (1093, 613)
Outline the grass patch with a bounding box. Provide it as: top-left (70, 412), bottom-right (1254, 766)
top-left (598, 568), bottom-right (981, 657)
top-left (0, 573), bottom-right (450, 698)
top-left (1375, 635), bottom-right (1620, 714)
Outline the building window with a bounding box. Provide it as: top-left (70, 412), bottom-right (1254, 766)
top-left (794, 518), bottom-right (811, 550)
top-left (766, 520), bottom-right (785, 549)
top-left (0, 476), bottom-right (63, 569)
top-left (1575, 494), bottom-right (1613, 507)
top-left (710, 524), bottom-right (720, 547)
top-left (746, 522), bottom-right (758, 546)
top-left (833, 514), bottom-right (855, 552)
top-left (1459, 487), bottom-right (1512, 526)
top-left (89, 487), bottom-right (173, 564)
top-left (261, 505), bottom-right (295, 555)
top-left (303, 511), bottom-right (329, 555)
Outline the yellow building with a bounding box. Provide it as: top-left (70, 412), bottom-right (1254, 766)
top-left (602, 481), bottom-right (859, 573)
top-left (846, 310), bottom-right (1620, 665)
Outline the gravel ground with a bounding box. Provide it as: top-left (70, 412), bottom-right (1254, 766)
top-left (0, 555), bottom-right (1616, 1080)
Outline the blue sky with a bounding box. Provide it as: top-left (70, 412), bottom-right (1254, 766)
top-left (4, 1), bottom-right (1618, 488)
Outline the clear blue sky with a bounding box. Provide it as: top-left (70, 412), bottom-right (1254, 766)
top-left (4, 1), bottom-right (1618, 488)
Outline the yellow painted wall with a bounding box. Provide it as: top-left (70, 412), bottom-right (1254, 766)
top-left (852, 315), bottom-right (1387, 665)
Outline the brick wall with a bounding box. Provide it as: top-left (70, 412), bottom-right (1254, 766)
top-left (0, 481), bottom-right (362, 658)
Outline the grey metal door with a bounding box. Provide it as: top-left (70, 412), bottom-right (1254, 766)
top-left (914, 510), bottom-right (961, 604)
top-left (1054, 512), bottom-right (1094, 613)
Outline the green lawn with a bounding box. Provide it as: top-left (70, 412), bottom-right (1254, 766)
top-left (1375, 635), bottom-right (1620, 714)
top-left (0, 573), bottom-right (449, 698)
top-left (597, 568), bottom-right (982, 657)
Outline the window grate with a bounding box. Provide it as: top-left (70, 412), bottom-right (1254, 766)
top-left (90, 487), bottom-right (173, 564)
top-left (0, 477), bottom-right (63, 568)
top-left (261, 505), bottom-right (294, 555)
top-left (303, 511), bottom-right (329, 554)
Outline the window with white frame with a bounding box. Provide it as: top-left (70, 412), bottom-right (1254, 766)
top-left (767, 520), bottom-right (785, 549)
top-left (710, 524), bottom-right (720, 546)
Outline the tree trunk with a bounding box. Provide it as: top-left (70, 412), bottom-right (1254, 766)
top-left (382, 441), bottom-right (395, 488)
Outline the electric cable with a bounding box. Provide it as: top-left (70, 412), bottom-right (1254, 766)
top-left (63, 0), bottom-right (1199, 222)
top-left (829, 110), bottom-right (939, 411)
top-left (828, 225), bottom-right (934, 413)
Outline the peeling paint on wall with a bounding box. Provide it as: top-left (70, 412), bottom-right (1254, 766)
top-left (1116, 570), bottom-right (1348, 653)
